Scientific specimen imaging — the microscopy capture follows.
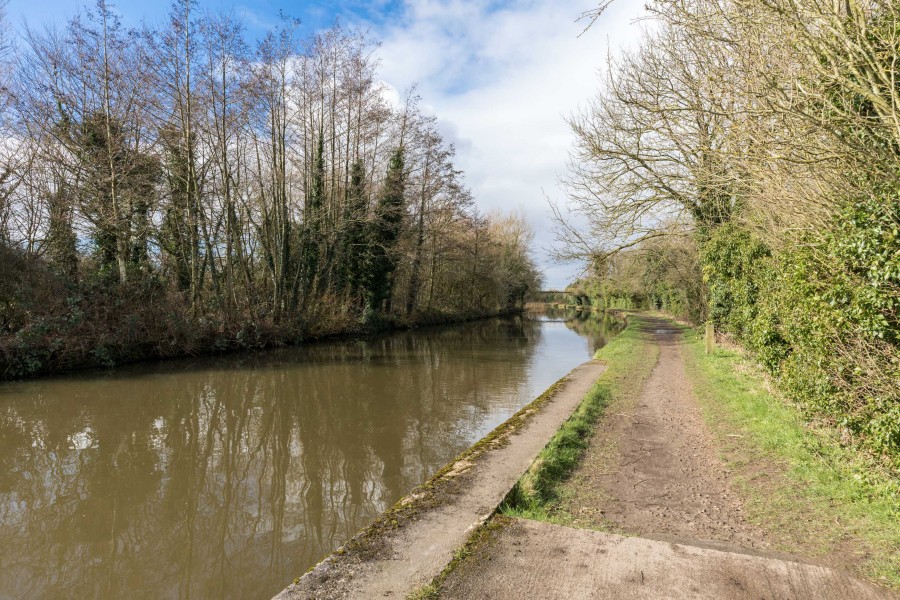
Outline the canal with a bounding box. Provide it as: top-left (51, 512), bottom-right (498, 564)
top-left (0, 309), bottom-right (621, 599)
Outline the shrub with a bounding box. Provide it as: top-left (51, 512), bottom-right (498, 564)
top-left (701, 198), bottom-right (900, 468)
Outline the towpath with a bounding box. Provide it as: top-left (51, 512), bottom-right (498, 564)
top-left (437, 318), bottom-right (894, 599)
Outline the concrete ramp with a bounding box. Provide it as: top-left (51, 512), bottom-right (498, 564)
top-left (440, 518), bottom-right (895, 599)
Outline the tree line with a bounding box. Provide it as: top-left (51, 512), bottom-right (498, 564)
top-left (559, 0), bottom-right (898, 470)
top-left (0, 0), bottom-right (541, 376)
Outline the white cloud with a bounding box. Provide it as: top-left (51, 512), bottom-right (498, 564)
top-left (234, 5), bottom-right (278, 31)
top-left (366, 0), bottom-right (648, 288)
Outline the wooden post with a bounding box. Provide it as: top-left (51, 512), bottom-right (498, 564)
top-left (705, 322), bottom-right (715, 355)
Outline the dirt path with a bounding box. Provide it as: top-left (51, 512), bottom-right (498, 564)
top-left (273, 360), bottom-right (605, 600)
top-left (560, 318), bottom-right (767, 551)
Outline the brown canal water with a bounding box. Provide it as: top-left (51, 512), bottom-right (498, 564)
top-left (0, 310), bottom-right (622, 600)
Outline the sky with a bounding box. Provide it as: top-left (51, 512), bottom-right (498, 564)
top-left (5, 0), bottom-right (648, 289)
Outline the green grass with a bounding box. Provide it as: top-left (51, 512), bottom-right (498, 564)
top-left (500, 314), bottom-right (656, 521)
top-left (682, 329), bottom-right (900, 589)
top-left (501, 379), bottom-right (612, 519)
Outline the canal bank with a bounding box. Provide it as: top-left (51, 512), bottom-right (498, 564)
top-left (0, 306), bottom-right (523, 380)
top-left (272, 313), bottom-right (898, 599)
top-left (273, 359), bottom-right (607, 599)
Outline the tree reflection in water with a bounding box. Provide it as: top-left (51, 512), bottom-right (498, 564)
top-left (538, 307), bottom-right (626, 355)
top-left (0, 312), bottom-right (619, 599)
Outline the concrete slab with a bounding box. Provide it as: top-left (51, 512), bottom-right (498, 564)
top-left (440, 518), bottom-right (895, 600)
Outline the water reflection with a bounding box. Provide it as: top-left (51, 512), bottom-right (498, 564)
top-left (537, 306), bottom-right (625, 354)
top-left (0, 311), bottom-right (620, 600)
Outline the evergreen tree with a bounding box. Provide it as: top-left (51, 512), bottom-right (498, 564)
top-left (45, 186), bottom-right (78, 280)
top-left (159, 126), bottom-right (196, 291)
top-left (365, 147), bottom-right (405, 315)
top-left (301, 134), bottom-right (326, 299)
top-left (340, 159), bottom-right (368, 301)
top-left (126, 152), bottom-right (161, 273)
top-left (69, 112), bottom-right (160, 280)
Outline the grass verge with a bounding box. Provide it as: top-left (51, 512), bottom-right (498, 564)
top-left (501, 379), bottom-right (611, 520)
top-left (682, 329), bottom-right (900, 589)
top-left (500, 314), bottom-right (656, 522)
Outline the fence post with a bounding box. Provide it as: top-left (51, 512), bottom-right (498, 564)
top-left (705, 322), bottom-right (715, 354)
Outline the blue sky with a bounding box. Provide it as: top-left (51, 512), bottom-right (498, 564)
top-left (5, 0), bottom-right (647, 289)
top-left (6, 0), bottom-right (382, 33)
